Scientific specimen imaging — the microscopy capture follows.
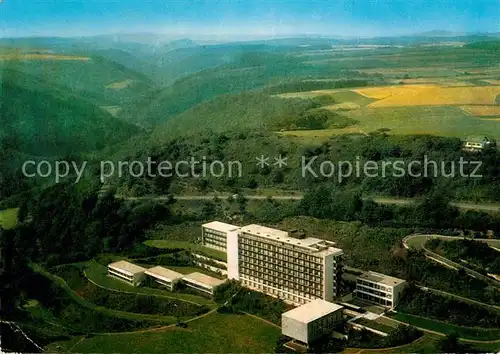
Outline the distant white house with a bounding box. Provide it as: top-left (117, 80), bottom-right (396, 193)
top-left (463, 136), bottom-right (497, 152)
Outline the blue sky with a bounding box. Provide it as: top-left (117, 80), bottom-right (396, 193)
top-left (0, 0), bottom-right (498, 39)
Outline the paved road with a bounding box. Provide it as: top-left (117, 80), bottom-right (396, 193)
top-left (117, 193), bottom-right (500, 212)
top-left (403, 234), bottom-right (500, 288)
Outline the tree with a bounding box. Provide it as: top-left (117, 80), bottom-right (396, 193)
top-left (436, 333), bottom-right (463, 353)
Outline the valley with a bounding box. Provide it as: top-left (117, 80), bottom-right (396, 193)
top-left (1, 28), bottom-right (500, 354)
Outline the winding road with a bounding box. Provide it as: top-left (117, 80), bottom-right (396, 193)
top-left (403, 234), bottom-right (500, 289)
top-left (116, 193), bottom-right (500, 212)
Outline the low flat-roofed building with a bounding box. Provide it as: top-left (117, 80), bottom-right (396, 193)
top-left (182, 272), bottom-right (226, 295)
top-left (282, 299), bottom-right (344, 345)
top-left (144, 266), bottom-right (184, 291)
top-left (201, 221), bottom-right (240, 251)
top-left (354, 271), bottom-right (406, 309)
top-left (108, 260), bottom-right (146, 286)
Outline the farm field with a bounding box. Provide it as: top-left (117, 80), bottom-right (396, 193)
top-left (280, 105), bottom-right (500, 141)
top-left (0, 53), bottom-right (91, 61)
top-left (105, 79), bottom-right (135, 89)
top-left (0, 208), bottom-right (19, 229)
top-left (45, 312), bottom-right (281, 353)
top-left (459, 105), bottom-right (500, 117)
top-left (355, 85), bottom-right (500, 107)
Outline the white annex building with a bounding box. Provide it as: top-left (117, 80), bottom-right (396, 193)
top-left (201, 221), bottom-right (240, 251)
top-left (354, 271), bottom-right (407, 309)
top-left (226, 224), bottom-right (344, 305)
top-left (282, 299), bottom-right (344, 345)
top-left (144, 266), bottom-right (184, 291)
top-left (182, 272), bottom-right (226, 295)
top-left (107, 260), bottom-right (146, 286)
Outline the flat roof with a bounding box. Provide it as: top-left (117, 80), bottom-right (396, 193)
top-left (241, 224), bottom-right (343, 256)
top-left (144, 266), bottom-right (184, 283)
top-left (283, 299), bottom-right (343, 323)
top-left (202, 221), bottom-right (240, 233)
top-left (358, 271), bottom-right (406, 287)
top-left (182, 272), bottom-right (226, 289)
top-left (108, 260), bottom-right (146, 276)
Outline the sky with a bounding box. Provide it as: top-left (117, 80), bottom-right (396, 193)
top-left (0, 0), bottom-right (498, 39)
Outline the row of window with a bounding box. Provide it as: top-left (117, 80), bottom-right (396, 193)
top-left (241, 279), bottom-right (314, 304)
top-left (357, 279), bottom-right (392, 292)
top-left (355, 291), bottom-right (393, 307)
top-left (239, 236), bottom-right (324, 262)
top-left (240, 262), bottom-right (323, 280)
top-left (356, 286), bottom-right (392, 300)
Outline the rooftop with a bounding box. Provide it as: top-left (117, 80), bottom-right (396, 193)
top-left (358, 271), bottom-right (406, 287)
top-left (202, 221), bottom-right (240, 233)
top-left (108, 260), bottom-right (146, 275)
top-left (144, 266), bottom-right (184, 282)
top-left (182, 272), bottom-right (226, 288)
top-left (241, 224), bottom-right (343, 256)
top-left (282, 299), bottom-right (343, 323)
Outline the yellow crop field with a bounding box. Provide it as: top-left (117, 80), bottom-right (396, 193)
top-left (354, 85), bottom-right (440, 100)
top-left (0, 53), bottom-right (90, 61)
top-left (105, 79), bottom-right (135, 90)
top-left (460, 105), bottom-right (500, 117)
top-left (354, 85), bottom-right (500, 107)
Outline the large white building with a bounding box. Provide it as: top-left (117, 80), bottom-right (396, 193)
top-left (144, 266), bottom-right (184, 291)
top-left (354, 271), bottom-right (407, 309)
top-left (282, 299), bottom-right (344, 345)
top-left (227, 224), bottom-right (344, 305)
top-left (201, 221), bottom-right (239, 251)
top-left (107, 260), bottom-right (146, 286)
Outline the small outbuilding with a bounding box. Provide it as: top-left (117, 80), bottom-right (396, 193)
top-left (281, 299), bottom-right (344, 345)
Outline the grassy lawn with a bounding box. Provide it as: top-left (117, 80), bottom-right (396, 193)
top-left (352, 318), bottom-right (395, 334)
top-left (144, 239), bottom-right (227, 262)
top-left (31, 263), bottom-right (177, 324)
top-left (85, 261), bottom-right (217, 307)
top-left (391, 312), bottom-right (500, 341)
top-left (0, 208), bottom-right (19, 229)
top-left (46, 312), bottom-right (280, 353)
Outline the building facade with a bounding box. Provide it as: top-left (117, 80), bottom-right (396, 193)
top-left (282, 299), bottom-right (344, 345)
top-left (201, 221), bottom-right (239, 251)
top-left (354, 271), bottom-right (406, 309)
top-left (144, 266), bottom-right (183, 291)
top-left (107, 260), bottom-right (146, 286)
top-left (227, 224), bottom-right (343, 305)
top-left (182, 272), bottom-right (226, 296)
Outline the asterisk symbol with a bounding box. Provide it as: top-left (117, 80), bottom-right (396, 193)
top-left (274, 155), bottom-right (288, 168)
top-left (256, 155), bottom-right (270, 168)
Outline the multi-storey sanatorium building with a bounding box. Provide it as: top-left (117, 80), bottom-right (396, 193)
top-left (226, 224), bottom-right (344, 305)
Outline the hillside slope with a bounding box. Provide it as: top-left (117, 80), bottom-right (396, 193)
top-left (0, 70), bottom-right (140, 156)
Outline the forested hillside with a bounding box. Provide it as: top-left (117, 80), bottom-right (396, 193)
top-left (0, 70), bottom-right (140, 156)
